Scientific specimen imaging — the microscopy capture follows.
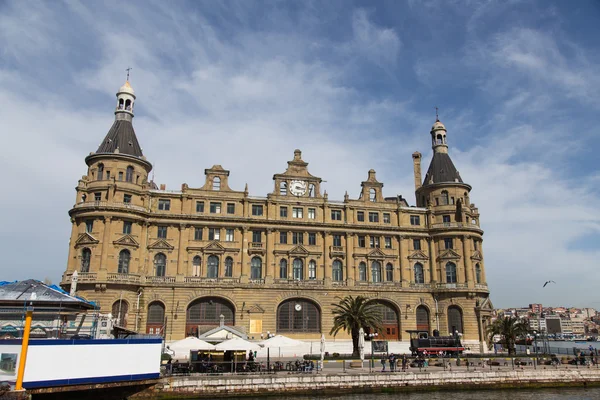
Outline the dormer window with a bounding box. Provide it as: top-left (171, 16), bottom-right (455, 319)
top-left (369, 188), bottom-right (376, 202)
top-left (213, 177), bottom-right (221, 190)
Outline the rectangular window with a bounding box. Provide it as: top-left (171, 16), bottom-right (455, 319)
top-left (210, 202), bottom-right (221, 214)
top-left (368, 212), bottom-right (379, 223)
top-left (357, 211), bottom-right (364, 222)
top-left (444, 238), bottom-right (453, 249)
top-left (308, 208), bottom-right (315, 219)
top-left (292, 232), bottom-right (303, 245)
top-left (85, 219), bottom-right (93, 233)
top-left (413, 239), bottom-right (421, 250)
top-left (443, 215), bottom-right (451, 223)
top-left (196, 201), bottom-right (204, 213)
top-left (157, 226), bottom-right (167, 239)
top-left (106, 171), bottom-right (110, 180)
top-left (308, 233), bottom-right (316, 245)
top-left (383, 213), bottom-right (391, 224)
top-left (123, 194), bottom-right (132, 203)
top-left (194, 227), bottom-right (203, 241)
top-left (226, 229), bottom-right (234, 242)
top-left (280, 231), bottom-right (288, 244)
top-left (474, 240), bottom-right (478, 250)
top-left (252, 205), bottom-right (263, 216)
top-left (280, 206), bottom-right (288, 218)
top-left (358, 236), bottom-right (366, 248)
top-left (94, 192), bottom-right (101, 202)
top-left (158, 199), bottom-right (170, 211)
top-left (370, 236), bottom-right (380, 248)
top-left (123, 221), bottom-right (132, 235)
top-left (333, 234), bottom-right (342, 247)
top-left (252, 230), bottom-right (261, 243)
top-left (384, 236), bottom-right (392, 249)
top-left (410, 215), bottom-right (420, 226)
top-left (208, 228), bottom-right (220, 241)
top-left (118, 171), bottom-right (123, 181)
top-left (293, 207), bottom-right (303, 218)
top-left (227, 203), bottom-right (235, 214)
top-left (331, 210), bottom-right (342, 221)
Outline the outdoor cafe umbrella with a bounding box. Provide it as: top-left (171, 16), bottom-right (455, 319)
top-left (358, 327), bottom-right (365, 362)
top-left (168, 337), bottom-right (216, 361)
top-left (259, 334), bottom-right (304, 357)
top-left (215, 337), bottom-right (261, 352)
top-left (320, 334), bottom-right (326, 369)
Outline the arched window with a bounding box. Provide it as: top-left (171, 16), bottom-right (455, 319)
top-left (251, 257), bottom-right (262, 280)
top-left (112, 300), bottom-right (129, 327)
top-left (416, 306), bottom-right (430, 332)
top-left (125, 99), bottom-right (132, 111)
top-left (155, 253), bottom-right (166, 277)
top-left (277, 299), bottom-right (321, 333)
top-left (293, 258), bottom-right (303, 280)
top-left (358, 262), bottom-right (367, 281)
top-left (280, 182), bottom-right (287, 195)
top-left (369, 301), bottom-right (399, 340)
top-left (224, 257), bottom-right (233, 277)
top-left (414, 263), bottom-right (424, 284)
top-left (332, 260), bottom-right (343, 282)
top-left (445, 262), bottom-right (457, 283)
top-left (146, 302), bottom-right (165, 335)
top-left (279, 259), bottom-right (288, 279)
top-left (448, 306), bottom-right (463, 335)
top-left (385, 263), bottom-right (393, 282)
top-left (126, 166), bottom-right (134, 182)
top-left (97, 163), bottom-right (104, 181)
top-left (118, 250), bottom-right (130, 274)
top-left (207, 255), bottom-right (219, 278)
top-left (369, 188), bottom-right (376, 202)
top-left (475, 263), bottom-right (482, 284)
top-left (371, 261), bottom-right (382, 283)
top-left (81, 248), bottom-right (91, 272)
top-left (308, 259), bottom-right (317, 280)
top-left (118, 98), bottom-right (124, 110)
top-left (441, 191), bottom-right (449, 205)
top-left (186, 297), bottom-right (235, 335)
top-left (213, 177), bottom-right (221, 190)
top-left (192, 256), bottom-right (201, 277)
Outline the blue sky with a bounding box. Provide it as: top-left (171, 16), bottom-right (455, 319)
top-left (1, 0), bottom-right (599, 308)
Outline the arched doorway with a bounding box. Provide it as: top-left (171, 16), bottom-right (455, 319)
top-left (369, 301), bottom-right (399, 340)
top-left (447, 306), bottom-right (463, 335)
top-left (277, 299), bottom-right (321, 334)
top-left (186, 297), bottom-right (235, 337)
top-left (416, 305), bottom-right (430, 333)
top-left (112, 300), bottom-right (129, 328)
top-left (146, 301), bottom-right (165, 335)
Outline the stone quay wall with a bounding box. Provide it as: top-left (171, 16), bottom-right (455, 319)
top-left (133, 369), bottom-right (600, 399)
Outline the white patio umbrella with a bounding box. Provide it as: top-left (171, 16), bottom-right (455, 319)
top-left (168, 337), bottom-right (216, 361)
top-left (259, 335), bottom-right (304, 357)
top-left (215, 337), bottom-right (261, 352)
top-left (319, 334), bottom-right (326, 369)
top-left (358, 327), bottom-right (365, 362)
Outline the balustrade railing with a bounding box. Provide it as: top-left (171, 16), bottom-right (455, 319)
top-left (107, 273), bottom-right (141, 283)
top-left (145, 276), bottom-right (176, 284)
top-left (184, 277), bottom-right (240, 284)
top-left (65, 272), bottom-right (97, 282)
top-left (73, 201), bottom-right (147, 212)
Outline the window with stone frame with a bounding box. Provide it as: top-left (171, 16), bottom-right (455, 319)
top-left (383, 213), bottom-right (391, 223)
top-left (356, 211), bottom-right (365, 222)
top-left (368, 212), bottom-right (379, 223)
top-left (225, 229), bottom-right (234, 242)
top-left (308, 233), bottom-right (316, 245)
top-left (280, 206), bottom-right (288, 218)
top-left (413, 239), bottom-right (421, 250)
top-left (196, 201), bottom-right (205, 213)
top-left (384, 236), bottom-right (392, 249)
top-left (252, 204), bottom-right (263, 216)
top-left (157, 226), bottom-right (167, 239)
top-left (158, 199), bottom-right (170, 211)
top-left (227, 203), bottom-right (235, 214)
top-left (210, 202), bottom-right (221, 214)
top-left (358, 236), bottom-right (366, 248)
top-left (194, 227), bottom-right (203, 241)
top-left (331, 210), bottom-right (342, 221)
top-left (410, 215), bottom-right (420, 225)
top-left (279, 231), bottom-right (288, 244)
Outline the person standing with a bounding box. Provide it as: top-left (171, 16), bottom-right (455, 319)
top-left (380, 356), bottom-right (386, 372)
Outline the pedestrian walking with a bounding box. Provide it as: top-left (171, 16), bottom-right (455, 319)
top-left (402, 355), bottom-right (407, 371)
top-left (380, 356), bottom-right (386, 372)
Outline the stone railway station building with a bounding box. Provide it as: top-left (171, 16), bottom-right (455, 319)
top-left (61, 81), bottom-right (493, 350)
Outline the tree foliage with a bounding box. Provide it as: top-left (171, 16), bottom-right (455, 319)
top-left (486, 316), bottom-right (530, 355)
top-left (329, 295), bottom-right (383, 356)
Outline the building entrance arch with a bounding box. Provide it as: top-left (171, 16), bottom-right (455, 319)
top-left (368, 300), bottom-right (400, 340)
top-left (186, 297), bottom-right (235, 337)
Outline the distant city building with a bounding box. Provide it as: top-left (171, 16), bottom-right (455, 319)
top-left (60, 81), bottom-right (493, 348)
top-left (529, 304), bottom-right (543, 314)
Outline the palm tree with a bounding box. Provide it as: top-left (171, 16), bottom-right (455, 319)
top-left (486, 316), bottom-right (530, 355)
top-left (329, 295), bottom-right (383, 357)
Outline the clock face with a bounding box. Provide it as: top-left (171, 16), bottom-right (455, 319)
top-left (294, 303), bottom-right (302, 311)
top-left (289, 180), bottom-right (307, 196)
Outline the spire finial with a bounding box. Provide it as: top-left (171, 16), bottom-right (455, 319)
top-left (126, 67), bottom-right (132, 81)
top-left (435, 106), bottom-right (439, 121)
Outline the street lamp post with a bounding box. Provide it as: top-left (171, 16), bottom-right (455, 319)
top-left (266, 331), bottom-right (274, 373)
top-left (367, 332), bottom-right (378, 372)
top-left (533, 331), bottom-right (538, 369)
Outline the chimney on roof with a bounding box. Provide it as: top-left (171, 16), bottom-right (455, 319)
top-left (160, 184), bottom-right (166, 191)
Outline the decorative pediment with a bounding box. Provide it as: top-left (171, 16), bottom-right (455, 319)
top-left (407, 250), bottom-right (429, 260)
top-left (203, 241), bottom-right (226, 254)
top-left (113, 234), bottom-right (139, 248)
top-left (289, 245), bottom-right (309, 256)
top-left (148, 239), bottom-right (174, 251)
top-left (75, 232), bottom-right (99, 247)
top-left (246, 304), bottom-right (265, 314)
top-left (437, 249), bottom-right (461, 261)
top-left (367, 248), bottom-right (386, 259)
top-left (471, 250), bottom-right (483, 261)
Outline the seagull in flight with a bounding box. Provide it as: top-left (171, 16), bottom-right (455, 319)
top-left (543, 280), bottom-right (555, 288)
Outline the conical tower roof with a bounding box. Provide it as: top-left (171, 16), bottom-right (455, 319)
top-left (95, 119), bottom-right (144, 157)
top-left (422, 152), bottom-right (463, 185)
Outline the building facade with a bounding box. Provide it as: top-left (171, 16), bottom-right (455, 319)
top-left (61, 81), bottom-right (493, 349)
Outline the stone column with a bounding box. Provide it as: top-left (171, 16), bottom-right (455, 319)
top-left (323, 231), bottom-right (331, 284)
top-left (100, 216), bottom-right (112, 271)
top-left (479, 241), bottom-right (487, 284)
top-left (463, 235), bottom-right (474, 288)
top-left (66, 219), bottom-right (79, 274)
top-left (345, 233), bottom-right (353, 285)
top-left (427, 237), bottom-right (437, 284)
top-left (399, 235), bottom-right (409, 287)
top-left (240, 226), bottom-right (249, 283)
top-left (177, 224), bottom-right (187, 276)
top-left (265, 228), bottom-right (274, 284)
